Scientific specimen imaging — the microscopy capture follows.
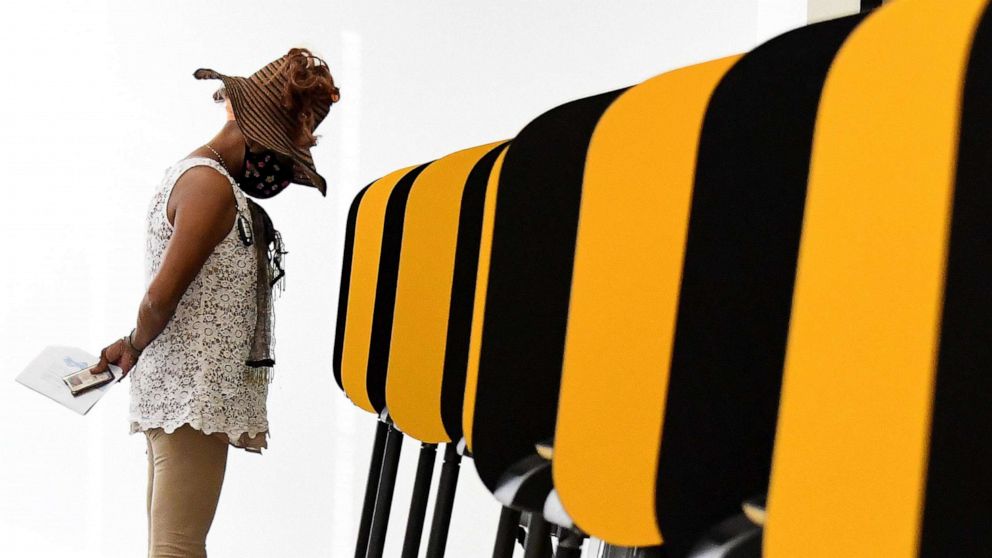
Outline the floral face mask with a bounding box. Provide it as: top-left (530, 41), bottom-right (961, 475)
top-left (239, 141), bottom-right (294, 198)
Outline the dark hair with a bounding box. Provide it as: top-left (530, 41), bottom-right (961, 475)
top-left (272, 47), bottom-right (340, 149)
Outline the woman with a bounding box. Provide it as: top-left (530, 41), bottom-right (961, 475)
top-left (90, 47), bottom-right (340, 557)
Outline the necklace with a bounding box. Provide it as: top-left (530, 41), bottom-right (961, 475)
top-left (204, 143), bottom-right (232, 177)
top-left (205, 143), bottom-right (252, 245)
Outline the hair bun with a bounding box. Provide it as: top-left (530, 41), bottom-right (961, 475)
top-left (276, 47), bottom-right (340, 149)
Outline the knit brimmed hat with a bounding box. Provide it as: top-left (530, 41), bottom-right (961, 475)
top-left (193, 51), bottom-right (338, 197)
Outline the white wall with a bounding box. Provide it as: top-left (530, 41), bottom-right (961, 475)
top-left (0, 1), bottom-right (820, 556)
top-left (808, 0), bottom-right (861, 23)
top-left (757, 0), bottom-right (808, 44)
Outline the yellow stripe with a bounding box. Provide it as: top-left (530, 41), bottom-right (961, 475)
top-left (463, 148), bottom-right (508, 451)
top-left (341, 165), bottom-right (419, 413)
top-left (765, 1), bottom-right (986, 556)
top-left (552, 56), bottom-right (740, 547)
top-left (387, 142), bottom-right (505, 443)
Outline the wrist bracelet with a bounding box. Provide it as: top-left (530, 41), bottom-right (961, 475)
top-left (126, 327), bottom-right (142, 354)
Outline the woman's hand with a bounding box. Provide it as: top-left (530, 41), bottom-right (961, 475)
top-left (92, 336), bottom-right (141, 381)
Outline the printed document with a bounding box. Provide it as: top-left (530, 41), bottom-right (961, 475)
top-left (16, 345), bottom-right (122, 415)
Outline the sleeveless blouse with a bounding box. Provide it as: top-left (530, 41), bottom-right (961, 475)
top-left (128, 156), bottom-right (270, 453)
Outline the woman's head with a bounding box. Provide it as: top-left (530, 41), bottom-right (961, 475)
top-left (216, 48), bottom-right (340, 149)
top-left (195, 47), bottom-right (339, 195)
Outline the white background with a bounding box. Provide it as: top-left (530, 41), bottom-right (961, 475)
top-left (0, 1), bottom-right (855, 556)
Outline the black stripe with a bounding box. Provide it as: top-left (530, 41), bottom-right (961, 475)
top-left (440, 142), bottom-right (510, 441)
top-left (332, 182), bottom-right (374, 390)
top-left (861, 0), bottom-right (883, 12)
top-left (470, 89), bottom-right (625, 503)
top-left (655, 15), bottom-right (866, 555)
top-left (920, 3), bottom-right (992, 555)
top-left (365, 163), bottom-right (432, 413)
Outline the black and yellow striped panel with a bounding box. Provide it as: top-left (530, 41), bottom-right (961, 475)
top-left (766, 0), bottom-right (992, 556)
top-left (653, 14), bottom-right (867, 556)
top-left (364, 163), bottom-right (433, 414)
top-left (340, 164), bottom-right (429, 414)
top-left (467, 88), bottom-right (626, 505)
top-left (553, 57), bottom-right (740, 547)
top-left (441, 143), bottom-right (511, 442)
top-left (462, 147), bottom-right (507, 452)
top-left (333, 181), bottom-right (373, 390)
top-left (386, 141), bottom-right (508, 444)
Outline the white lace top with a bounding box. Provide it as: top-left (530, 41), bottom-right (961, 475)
top-left (128, 156), bottom-right (269, 453)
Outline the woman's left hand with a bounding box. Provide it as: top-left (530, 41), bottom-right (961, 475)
top-left (92, 336), bottom-right (141, 381)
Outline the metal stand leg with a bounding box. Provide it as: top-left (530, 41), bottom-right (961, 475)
top-left (554, 527), bottom-right (585, 558)
top-left (523, 513), bottom-right (552, 558)
top-left (365, 422), bottom-right (404, 558)
top-left (492, 506), bottom-right (522, 558)
top-left (600, 544), bottom-right (668, 558)
top-left (355, 421), bottom-right (389, 558)
top-left (400, 443), bottom-right (439, 558)
top-left (425, 444), bottom-right (462, 558)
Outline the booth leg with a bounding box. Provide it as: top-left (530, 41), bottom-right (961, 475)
top-left (365, 422), bottom-right (405, 558)
top-left (354, 420), bottom-right (389, 558)
top-left (523, 513), bottom-right (552, 558)
top-left (425, 444), bottom-right (462, 558)
top-left (400, 443), bottom-right (439, 558)
top-left (492, 506), bottom-right (522, 558)
top-left (554, 527), bottom-right (585, 558)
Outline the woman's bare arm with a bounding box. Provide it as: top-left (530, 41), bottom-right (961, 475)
top-left (130, 167), bottom-right (238, 351)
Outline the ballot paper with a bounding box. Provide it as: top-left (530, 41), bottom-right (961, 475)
top-left (15, 345), bottom-right (123, 415)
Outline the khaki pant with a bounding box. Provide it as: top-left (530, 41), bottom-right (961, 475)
top-left (145, 424), bottom-right (229, 558)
